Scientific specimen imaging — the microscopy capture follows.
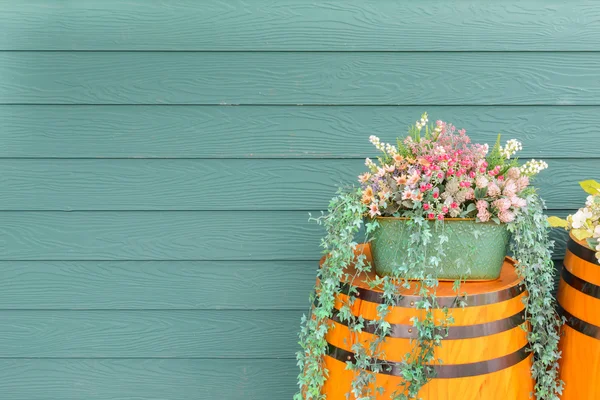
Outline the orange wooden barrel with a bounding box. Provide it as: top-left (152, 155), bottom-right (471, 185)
top-left (319, 244), bottom-right (533, 400)
top-left (557, 235), bottom-right (600, 400)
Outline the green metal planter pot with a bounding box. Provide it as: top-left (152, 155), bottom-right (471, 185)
top-left (369, 217), bottom-right (511, 281)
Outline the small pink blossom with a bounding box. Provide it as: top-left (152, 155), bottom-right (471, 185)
top-left (428, 213), bottom-right (435, 219)
top-left (385, 164), bottom-right (395, 173)
top-left (358, 173), bottom-right (372, 184)
top-left (475, 175), bottom-right (489, 189)
top-left (477, 208), bottom-right (491, 222)
top-left (476, 200), bottom-right (489, 211)
top-left (516, 176), bottom-right (530, 191)
top-left (451, 202), bottom-right (458, 209)
top-left (498, 210), bottom-right (516, 223)
top-left (438, 214), bottom-right (445, 220)
top-left (433, 191), bottom-right (439, 199)
top-left (423, 203), bottom-right (430, 211)
top-left (487, 182), bottom-right (501, 197)
top-left (493, 198), bottom-right (512, 212)
top-left (507, 167), bottom-right (521, 180)
top-left (464, 188), bottom-right (475, 200)
top-left (510, 196), bottom-right (527, 208)
top-left (369, 203), bottom-right (381, 218)
top-left (442, 206), bottom-right (449, 213)
top-left (395, 175), bottom-right (408, 185)
top-left (407, 172), bottom-right (420, 186)
top-left (503, 180), bottom-right (518, 197)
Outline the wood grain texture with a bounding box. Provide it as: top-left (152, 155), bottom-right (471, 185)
top-left (324, 355), bottom-right (533, 400)
top-left (0, 310), bottom-right (302, 358)
top-left (1, 105), bottom-right (598, 158)
top-left (0, 211), bottom-right (572, 261)
top-left (0, 260), bottom-right (316, 310)
top-left (0, 158), bottom-right (594, 211)
top-left (2, 52), bottom-right (600, 105)
top-left (1, 0), bottom-right (599, 51)
top-left (0, 359), bottom-right (297, 400)
top-left (0, 260), bottom-right (563, 310)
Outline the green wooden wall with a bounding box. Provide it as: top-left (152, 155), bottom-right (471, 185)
top-left (1, 1), bottom-right (599, 399)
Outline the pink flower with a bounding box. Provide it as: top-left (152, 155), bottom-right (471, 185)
top-left (402, 189), bottom-right (413, 200)
top-left (487, 182), bottom-right (501, 197)
top-left (510, 196), bottom-right (527, 208)
top-left (516, 176), bottom-right (530, 192)
top-left (423, 203), bottom-right (430, 211)
top-left (433, 191), bottom-right (439, 199)
top-left (385, 164), bottom-right (395, 173)
top-left (438, 214), bottom-right (445, 220)
top-left (428, 213), bottom-right (435, 219)
top-left (493, 198), bottom-right (512, 212)
top-left (437, 172), bottom-right (444, 179)
top-left (358, 173), bottom-right (372, 184)
top-left (451, 202), bottom-right (458, 209)
top-left (498, 210), bottom-right (515, 223)
top-left (477, 208), bottom-right (491, 222)
top-left (464, 188), bottom-right (475, 200)
top-left (507, 167), bottom-right (521, 180)
top-left (407, 172), bottom-right (420, 186)
top-left (369, 203), bottom-right (381, 218)
top-left (503, 180), bottom-right (518, 197)
top-left (476, 200), bottom-right (489, 211)
top-left (469, 171), bottom-right (476, 179)
top-left (475, 175), bottom-right (489, 189)
top-left (395, 175), bottom-right (408, 185)
top-left (442, 206), bottom-right (449, 213)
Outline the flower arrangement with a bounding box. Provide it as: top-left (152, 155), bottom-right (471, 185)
top-left (359, 112), bottom-right (547, 222)
top-left (296, 113), bottom-right (563, 400)
top-left (549, 180), bottom-right (600, 262)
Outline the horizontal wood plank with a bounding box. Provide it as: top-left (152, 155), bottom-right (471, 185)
top-left (1, 52), bottom-right (600, 105)
top-left (0, 359), bottom-right (297, 399)
top-left (0, 260), bottom-right (316, 310)
top-left (0, 259), bottom-right (563, 310)
top-left (0, 159), bottom-right (594, 210)
top-left (1, 105), bottom-right (598, 158)
top-left (0, 210), bottom-right (572, 260)
top-left (0, 310), bottom-right (302, 358)
top-left (1, 1), bottom-right (599, 51)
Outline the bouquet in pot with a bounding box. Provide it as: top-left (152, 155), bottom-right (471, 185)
top-left (359, 112), bottom-right (548, 279)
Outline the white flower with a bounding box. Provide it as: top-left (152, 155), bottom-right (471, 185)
top-left (365, 157), bottom-right (377, 170)
top-left (519, 159), bottom-right (548, 176)
top-left (586, 195), bottom-right (595, 207)
top-left (385, 143), bottom-right (398, 155)
top-left (499, 139), bottom-right (523, 159)
top-left (572, 208), bottom-right (593, 229)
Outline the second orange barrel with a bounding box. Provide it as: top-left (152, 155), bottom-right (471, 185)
top-left (558, 235), bottom-right (600, 400)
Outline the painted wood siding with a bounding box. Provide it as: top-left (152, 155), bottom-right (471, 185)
top-left (0, 1), bottom-right (598, 399)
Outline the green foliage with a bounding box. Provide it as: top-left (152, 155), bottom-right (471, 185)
top-left (508, 195), bottom-right (564, 400)
top-left (485, 134), bottom-right (504, 170)
top-left (297, 187), bottom-right (563, 399)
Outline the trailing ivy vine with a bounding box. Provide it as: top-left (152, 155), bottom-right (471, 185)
top-left (296, 187), bottom-right (563, 400)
